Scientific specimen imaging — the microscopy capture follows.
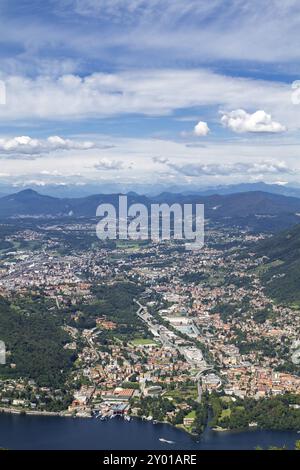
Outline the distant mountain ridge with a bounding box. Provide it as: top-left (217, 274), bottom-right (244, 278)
top-left (0, 189), bottom-right (72, 218)
top-left (1, 189), bottom-right (300, 232)
top-left (183, 182), bottom-right (300, 198)
top-left (2, 181), bottom-right (300, 199)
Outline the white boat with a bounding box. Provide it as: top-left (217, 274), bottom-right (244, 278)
top-left (159, 438), bottom-right (175, 444)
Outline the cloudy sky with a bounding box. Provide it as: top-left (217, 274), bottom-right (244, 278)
top-left (1, 0), bottom-right (300, 192)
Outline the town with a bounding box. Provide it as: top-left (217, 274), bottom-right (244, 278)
top-left (0, 218), bottom-right (299, 433)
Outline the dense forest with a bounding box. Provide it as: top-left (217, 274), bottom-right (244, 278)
top-left (254, 224), bottom-right (300, 305)
top-left (210, 393), bottom-right (300, 431)
top-left (69, 281), bottom-right (147, 341)
top-left (0, 282), bottom-right (145, 387)
top-left (0, 296), bottom-right (75, 387)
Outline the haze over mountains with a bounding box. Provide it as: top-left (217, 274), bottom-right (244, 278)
top-left (3, 186), bottom-right (300, 303)
top-left (2, 188), bottom-right (300, 232)
top-left (2, 182), bottom-right (300, 199)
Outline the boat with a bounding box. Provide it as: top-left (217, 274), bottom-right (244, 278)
top-left (159, 438), bottom-right (175, 444)
top-left (124, 415), bottom-right (131, 422)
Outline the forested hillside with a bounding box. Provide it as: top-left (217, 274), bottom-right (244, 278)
top-left (255, 224), bottom-right (300, 305)
top-left (0, 296), bottom-right (75, 387)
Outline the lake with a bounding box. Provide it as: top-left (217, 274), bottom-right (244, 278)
top-left (0, 413), bottom-right (299, 450)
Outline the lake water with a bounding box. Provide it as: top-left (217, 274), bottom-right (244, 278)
top-left (0, 413), bottom-right (299, 450)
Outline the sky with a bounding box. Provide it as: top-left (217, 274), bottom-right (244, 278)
top-left (1, 0), bottom-right (300, 193)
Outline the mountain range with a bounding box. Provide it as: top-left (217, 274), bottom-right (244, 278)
top-left (2, 188), bottom-right (300, 232)
top-left (2, 181), bottom-right (300, 199)
top-left (3, 187), bottom-right (300, 303)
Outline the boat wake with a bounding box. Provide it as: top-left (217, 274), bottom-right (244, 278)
top-left (159, 438), bottom-right (175, 444)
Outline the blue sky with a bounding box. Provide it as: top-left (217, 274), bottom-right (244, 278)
top-left (1, 0), bottom-right (300, 192)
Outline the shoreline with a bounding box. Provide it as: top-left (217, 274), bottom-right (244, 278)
top-left (0, 413), bottom-right (299, 450)
top-left (0, 407), bottom-right (77, 418)
top-left (0, 407), bottom-right (202, 436)
top-left (212, 426), bottom-right (230, 432)
top-left (1, 407), bottom-right (298, 440)
top-left (0, 407), bottom-right (249, 441)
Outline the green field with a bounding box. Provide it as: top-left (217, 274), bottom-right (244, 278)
top-left (165, 385), bottom-right (198, 401)
top-left (116, 241), bottom-right (147, 251)
top-left (130, 338), bottom-right (158, 346)
top-left (220, 408), bottom-right (231, 421)
top-left (185, 410), bottom-right (196, 419)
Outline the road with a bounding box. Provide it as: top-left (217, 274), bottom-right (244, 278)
top-left (135, 299), bottom-right (215, 402)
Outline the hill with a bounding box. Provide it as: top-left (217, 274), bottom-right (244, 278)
top-left (1, 189), bottom-right (300, 231)
top-left (0, 189), bottom-right (149, 219)
top-left (185, 182), bottom-right (300, 198)
top-left (153, 191), bottom-right (300, 231)
top-left (0, 296), bottom-right (75, 387)
top-left (0, 189), bottom-right (72, 217)
top-left (255, 224), bottom-right (300, 305)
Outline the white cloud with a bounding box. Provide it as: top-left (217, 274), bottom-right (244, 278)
top-left (1, 0), bottom-right (300, 82)
top-left (0, 70), bottom-right (293, 126)
top-left (152, 156), bottom-right (169, 164)
top-left (221, 109), bottom-right (286, 133)
top-left (194, 121), bottom-right (210, 136)
top-left (53, 1), bottom-right (300, 64)
top-left (65, 0), bottom-right (218, 20)
top-left (0, 135), bottom-right (95, 156)
top-left (93, 158), bottom-right (125, 170)
top-left (167, 160), bottom-right (293, 177)
top-left (1, 134), bottom-right (300, 186)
